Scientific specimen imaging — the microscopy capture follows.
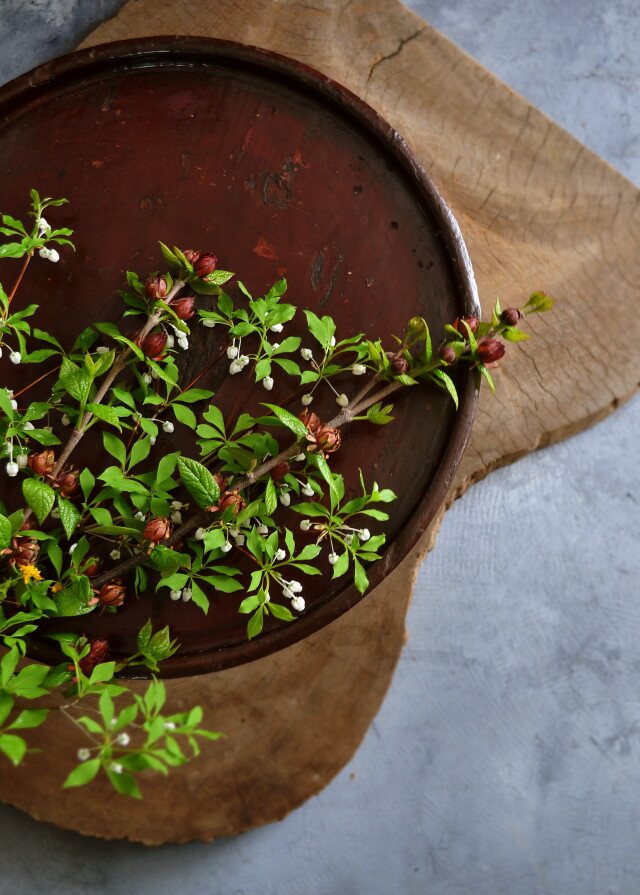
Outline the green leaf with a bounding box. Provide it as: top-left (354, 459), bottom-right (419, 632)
top-left (57, 496), bottom-right (81, 539)
top-left (190, 581), bottom-right (209, 614)
top-left (177, 457), bottom-right (221, 509)
top-left (136, 619), bottom-right (153, 652)
top-left (264, 478), bottom-right (277, 516)
top-left (0, 514), bottom-right (12, 551)
top-left (22, 479), bottom-right (55, 525)
top-left (366, 402), bottom-right (394, 425)
top-left (0, 733), bottom-right (27, 766)
top-left (108, 770), bottom-right (143, 799)
top-left (79, 468), bottom-right (95, 500)
top-left (173, 402), bottom-right (197, 429)
top-left (332, 550), bottom-right (349, 578)
top-left (129, 435), bottom-right (151, 469)
top-left (268, 602), bottom-right (295, 621)
top-left (102, 431), bottom-right (126, 466)
top-left (304, 310), bottom-right (335, 349)
top-left (263, 404), bottom-right (308, 440)
top-left (502, 326), bottom-right (530, 342)
top-left (63, 758), bottom-right (101, 788)
top-left (52, 577), bottom-right (96, 617)
top-left (353, 557), bottom-right (369, 594)
top-left (429, 368), bottom-right (459, 409)
top-left (86, 402), bottom-right (122, 429)
top-left (89, 661), bottom-right (116, 685)
top-left (158, 241), bottom-right (179, 267)
top-left (247, 607), bottom-right (264, 639)
top-left (178, 388), bottom-right (214, 403)
top-left (477, 363), bottom-right (495, 394)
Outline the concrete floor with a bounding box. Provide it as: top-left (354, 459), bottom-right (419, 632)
top-left (0, 2), bottom-right (638, 893)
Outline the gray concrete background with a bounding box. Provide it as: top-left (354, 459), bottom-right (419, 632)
top-left (0, 1), bottom-right (638, 893)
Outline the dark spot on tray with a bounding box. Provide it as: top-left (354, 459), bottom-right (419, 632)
top-left (391, 220), bottom-right (399, 229)
top-left (353, 184), bottom-right (363, 193)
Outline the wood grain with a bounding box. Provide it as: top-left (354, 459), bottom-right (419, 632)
top-left (0, 0), bottom-right (637, 843)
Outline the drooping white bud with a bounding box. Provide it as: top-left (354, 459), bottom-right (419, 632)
top-left (351, 364), bottom-right (367, 376)
top-left (195, 527), bottom-right (206, 540)
top-left (16, 454), bottom-right (28, 469)
top-left (170, 511), bottom-right (182, 524)
top-left (117, 732), bottom-right (130, 746)
top-left (76, 748), bottom-right (91, 761)
top-left (299, 519), bottom-right (312, 531)
top-left (171, 500), bottom-right (184, 510)
top-left (165, 333), bottom-right (175, 348)
top-left (109, 762), bottom-right (124, 774)
top-left (163, 421), bottom-right (175, 434)
top-left (289, 580), bottom-right (303, 593)
top-left (279, 491), bottom-right (291, 507)
top-left (182, 588), bottom-right (193, 602)
top-left (301, 394), bottom-right (313, 406)
top-left (22, 421), bottom-right (34, 430)
top-left (336, 393), bottom-right (349, 407)
top-left (170, 589), bottom-right (182, 601)
top-left (301, 483), bottom-right (314, 497)
top-left (257, 524), bottom-right (269, 535)
top-left (177, 336), bottom-right (189, 350)
top-left (359, 528), bottom-right (371, 542)
top-left (61, 413), bottom-right (71, 426)
top-left (142, 373), bottom-right (153, 385)
top-left (328, 552), bottom-right (339, 565)
top-left (96, 346), bottom-right (109, 354)
top-left (5, 460), bottom-right (19, 477)
top-left (301, 348), bottom-right (313, 361)
top-left (234, 534), bottom-right (245, 547)
top-left (270, 323), bottom-right (283, 333)
top-left (263, 376), bottom-right (274, 391)
top-left (37, 217), bottom-right (49, 235)
top-left (47, 248), bottom-right (60, 263)
top-left (330, 336), bottom-right (336, 347)
top-left (275, 548), bottom-right (286, 561)
top-left (201, 318), bottom-right (216, 328)
top-left (9, 351), bottom-right (21, 365)
top-left (221, 541), bottom-right (233, 553)
top-left (291, 595), bottom-right (305, 612)
top-left (227, 345), bottom-right (239, 359)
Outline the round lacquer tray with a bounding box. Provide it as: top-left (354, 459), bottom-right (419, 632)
top-left (0, 37), bottom-right (478, 676)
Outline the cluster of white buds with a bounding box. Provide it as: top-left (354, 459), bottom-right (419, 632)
top-left (281, 577), bottom-right (305, 612)
top-left (38, 246), bottom-right (59, 263)
top-left (228, 344), bottom-right (250, 374)
top-left (170, 588), bottom-right (192, 602)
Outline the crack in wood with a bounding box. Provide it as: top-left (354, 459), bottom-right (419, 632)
top-left (367, 27), bottom-right (426, 84)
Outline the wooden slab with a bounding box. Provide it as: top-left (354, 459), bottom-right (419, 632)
top-left (0, 0), bottom-right (638, 843)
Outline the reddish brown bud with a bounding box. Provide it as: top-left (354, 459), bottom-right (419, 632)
top-left (137, 331), bottom-right (168, 361)
top-left (27, 449), bottom-right (56, 476)
top-left (144, 274), bottom-right (168, 300)
top-left (81, 557), bottom-right (101, 578)
top-left (194, 253), bottom-right (218, 278)
top-left (453, 315), bottom-right (479, 337)
top-left (98, 579), bottom-right (126, 608)
top-left (299, 409), bottom-right (322, 436)
top-left (477, 339), bottom-right (506, 364)
top-left (439, 345), bottom-right (457, 365)
top-left (78, 638), bottom-right (109, 676)
top-left (386, 353), bottom-right (409, 375)
top-left (315, 426), bottom-right (342, 455)
top-left (9, 537), bottom-right (39, 567)
top-left (270, 461), bottom-right (290, 483)
top-left (169, 295), bottom-right (196, 320)
top-left (182, 249), bottom-right (201, 265)
top-left (56, 465), bottom-right (80, 498)
top-left (219, 491), bottom-right (245, 514)
top-left (501, 308), bottom-right (523, 327)
top-left (143, 517), bottom-right (172, 542)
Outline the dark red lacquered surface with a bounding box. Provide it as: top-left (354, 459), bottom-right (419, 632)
top-left (0, 38), bottom-right (478, 676)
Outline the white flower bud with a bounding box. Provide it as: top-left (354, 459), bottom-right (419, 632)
top-left (110, 549), bottom-right (121, 560)
top-left (351, 364), bottom-right (367, 376)
top-left (37, 217), bottom-right (49, 235)
top-left (301, 348), bottom-right (313, 361)
top-left (38, 246), bottom-right (51, 260)
top-left (275, 548), bottom-right (286, 561)
top-left (182, 588), bottom-right (192, 602)
top-left (221, 541), bottom-right (233, 553)
top-left (142, 373), bottom-right (153, 385)
top-left (117, 732), bottom-right (130, 746)
top-left (359, 528), bottom-right (371, 542)
top-left (177, 337), bottom-right (189, 350)
top-left (170, 511), bottom-right (182, 524)
top-left (96, 345), bottom-right (109, 354)
top-left (77, 748), bottom-right (91, 761)
top-left (163, 722), bottom-right (176, 730)
top-left (257, 524), bottom-right (269, 535)
top-left (291, 595), bottom-right (305, 612)
top-left (227, 345), bottom-right (239, 359)
top-left (10, 399), bottom-right (17, 410)
top-left (264, 592), bottom-right (271, 603)
top-left (328, 552), bottom-right (339, 565)
top-left (165, 333), bottom-right (175, 348)
top-left (134, 511), bottom-right (145, 521)
top-left (271, 342), bottom-right (280, 350)
top-left (301, 483), bottom-right (314, 497)
top-left (50, 507), bottom-right (60, 519)
top-left (263, 376), bottom-right (274, 391)
top-left (195, 527), bottom-right (206, 540)
top-left (229, 359), bottom-right (243, 375)
top-left (61, 413), bottom-right (71, 426)
top-left (47, 248), bottom-right (60, 263)
top-left (279, 491), bottom-right (291, 507)
top-left (16, 454), bottom-right (28, 469)
top-left (299, 519), bottom-right (312, 531)
top-left (5, 460), bottom-right (19, 477)
top-left (289, 580), bottom-right (303, 593)
top-left (0, 346), bottom-right (3, 358)
top-left (169, 589), bottom-right (182, 601)
top-left (344, 534), bottom-right (353, 545)
top-left (238, 355), bottom-right (250, 368)
top-left (109, 762), bottom-right (123, 774)
top-left (294, 453), bottom-right (306, 462)
top-left (150, 436), bottom-right (157, 445)
top-left (270, 323), bottom-right (283, 333)
top-left (330, 336), bottom-right (336, 347)
top-left (9, 351), bottom-right (21, 365)
top-left (201, 318), bottom-right (216, 328)
top-left (282, 586), bottom-right (294, 599)
top-left (336, 393), bottom-right (349, 407)
top-left (171, 500), bottom-right (184, 510)
top-left (234, 534), bottom-right (245, 546)
top-left (229, 527), bottom-right (239, 538)
top-left (151, 369), bottom-right (159, 379)
top-left (301, 394), bottom-right (313, 406)
top-left (68, 542), bottom-right (78, 554)
top-left (22, 421), bottom-right (34, 430)
top-left (163, 421), bottom-right (175, 434)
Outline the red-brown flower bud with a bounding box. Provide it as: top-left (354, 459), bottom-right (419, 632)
top-left (219, 491), bottom-right (245, 514)
top-left (27, 449), bottom-right (56, 476)
top-left (137, 331), bottom-right (168, 361)
top-left (299, 409), bottom-right (322, 436)
top-left (56, 465), bottom-right (80, 498)
top-left (315, 426), bottom-right (342, 455)
top-left (144, 274), bottom-right (168, 300)
top-left (194, 252), bottom-right (217, 278)
top-left (477, 339), bottom-right (506, 364)
top-left (9, 537), bottom-right (39, 567)
top-left (182, 249), bottom-right (201, 265)
top-left (501, 308), bottom-right (523, 327)
top-left (169, 295), bottom-right (196, 320)
top-left (78, 638), bottom-right (109, 676)
top-left (386, 353), bottom-right (409, 375)
top-left (81, 557), bottom-right (101, 578)
top-left (438, 345), bottom-right (457, 364)
top-left (453, 315), bottom-right (479, 337)
top-left (98, 579), bottom-right (126, 608)
top-left (143, 517), bottom-right (172, 542)
top-left (270, 461), bottom-right (290, 482)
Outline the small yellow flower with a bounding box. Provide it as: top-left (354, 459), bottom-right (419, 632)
top-left (51, 582), bottom-right (63, 594)
top-left (18, 563), bottom-right (43, 584)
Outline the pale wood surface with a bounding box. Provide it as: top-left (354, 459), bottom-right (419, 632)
top-left (0, 0), bottom-right (637, 843)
